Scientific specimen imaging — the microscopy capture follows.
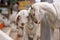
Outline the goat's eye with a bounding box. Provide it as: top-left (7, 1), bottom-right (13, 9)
top-left (17, 16), bottom-right (20, 20)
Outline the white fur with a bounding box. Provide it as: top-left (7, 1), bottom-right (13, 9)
top-left (15, 10), bottom-right (29, 27)
top-left (30, 2), bottom-right (59, 40)
top-left (15, 10), bottom-right (29, 40)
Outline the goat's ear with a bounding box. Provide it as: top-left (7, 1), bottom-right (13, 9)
top-left (16, 16), bottom-right (20, 22)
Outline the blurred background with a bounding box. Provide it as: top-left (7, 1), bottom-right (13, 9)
top-left (0, 0), bottom-right (60, 40)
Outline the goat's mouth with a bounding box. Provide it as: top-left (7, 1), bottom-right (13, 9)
top-left (34, 21), bottom-right (38, 24)
top-left (21, 23), bottom-right (25, 26)
top-left (29, 14), bottom-right (39, 24)
top-left (34, 20), bottom-right (40, 24)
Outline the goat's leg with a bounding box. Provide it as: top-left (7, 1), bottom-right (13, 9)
top-left (50, 28), bottom-right (54, 40)
top-left (53, 28), bottom-right (59, 40)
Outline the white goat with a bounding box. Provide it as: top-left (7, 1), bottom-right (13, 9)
top-left (15, 10), bottom-right (29, 40)
top-left (29, 2), bottom-right (60, 40)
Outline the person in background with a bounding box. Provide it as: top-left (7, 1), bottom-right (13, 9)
top-left (35, 0), bottom-right (41, 3)
top-left (13, 2), bottom-right (20, 12)
top-left (9, 2), bottom-right (19, 22)
top-left (41, 0), bottom-right (53, 3)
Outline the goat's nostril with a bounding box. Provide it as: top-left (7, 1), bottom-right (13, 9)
top-left (21, 23), bottom-right (24, 26)
top-left (39, 22), bottom-right (40, 24)
top-left (35, 21), bottom-right (38, 23)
